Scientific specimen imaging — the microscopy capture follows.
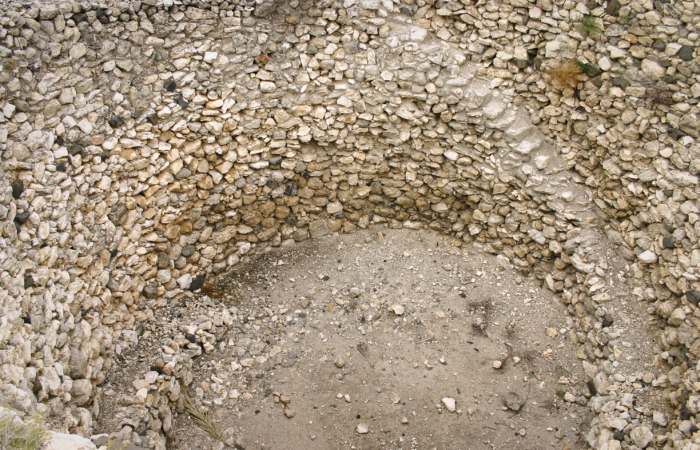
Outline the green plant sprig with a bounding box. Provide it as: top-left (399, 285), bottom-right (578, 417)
top-left (579, 14), bottom-right (601, 37)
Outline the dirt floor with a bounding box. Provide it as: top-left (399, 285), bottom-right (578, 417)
top-left (98, 226), bottom-right (661, 450)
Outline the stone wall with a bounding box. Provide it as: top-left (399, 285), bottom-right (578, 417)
top-left (0, 0), bottom-right (699, 448)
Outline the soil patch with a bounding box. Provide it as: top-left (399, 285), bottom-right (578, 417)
top-left (99, 227), bottom-right (657, 450)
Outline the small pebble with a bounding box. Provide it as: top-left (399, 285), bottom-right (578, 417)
top-left (391, 304), bottom-right (405, 315)
top-left (504, 392), bottom-right (524, 412)
top-left (442, 397), bottom-right (456, 413)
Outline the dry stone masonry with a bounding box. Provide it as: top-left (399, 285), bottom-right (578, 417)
top-left (0, 0), bottom-right (698, 448)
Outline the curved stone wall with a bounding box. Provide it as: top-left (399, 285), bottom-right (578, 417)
top-left (0, 0), bottom-right (699, 448)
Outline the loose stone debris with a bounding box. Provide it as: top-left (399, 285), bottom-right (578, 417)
top-left (442, 397), bottom-right (457, 413)
top-left (0, 0), bottom-right (697, 449)
top-left (504, 391), bottom-right (525, 412)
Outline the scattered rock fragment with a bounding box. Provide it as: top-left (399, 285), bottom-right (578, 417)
top-left (503, 392), bottom-right (524, 412)
top-left (653, 411), bottom-right (668, 427)
top-left (441, 397), bottom-right (456, 413)
top-left (390, 392), bottom-right (401, 404)
top-left (630, 426), bottom-right (654, 448)
top-left (390, 304), bottom-right (405, 315)
top-left (638, 251), bottom-right (658, 264)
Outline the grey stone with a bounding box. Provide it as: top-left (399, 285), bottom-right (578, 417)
top-left (143, 282), bottom-right (158, 299)
top-left (253, 1), bottom-right (276, 18)
top-left (71, 379), bottom-right (92, 405)
top-left (582, 64), bottom-right (602, 78)
top-left (69, 347), bottom-right (89, 379)
top-left (605, 0), bottom-right (621, 16)
top-left (157, 252), bottom-right (169, 268)
top-left (90, 434), bottom-right (110, 448)
top-left (504, 392), bottom-right (524, 411)
top-left (39, 5), bottom-right (58, 20)
top-left (652, 40), bottom-right (666, 51)
top-left (679, 46), bottom-right (693, 61)
top-left (612, 76), bottom-right (630, 89)
top-left (109, 205), bottom-right (128, 226)
top-left (176, 168), bottom-right (192, 179)
top-left (686, 290), bottom-right (700, 307)
top-left (679, 114), bottom-right (699, 138)
top-left (662, 236), bottom-right (675, 249)
top-left (309, 221), bottom-right (331, 238)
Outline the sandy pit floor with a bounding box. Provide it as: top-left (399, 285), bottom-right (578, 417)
top-left (99, 226), bottom-right (658, 450)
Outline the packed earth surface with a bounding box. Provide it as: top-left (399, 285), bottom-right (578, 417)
top-left (0, 0), bottom-right (700, 449)
top-left (95, 225), bottom-right (673, 450)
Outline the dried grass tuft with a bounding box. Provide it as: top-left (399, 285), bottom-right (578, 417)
top-left (0, 407), bottom-right (47, 450)
top-left (181, 381), bottom-right (231, 447)
top-left (547, 61), bottom-right (582, 90)
top-left (644, 81), bottom-right (673, 108)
